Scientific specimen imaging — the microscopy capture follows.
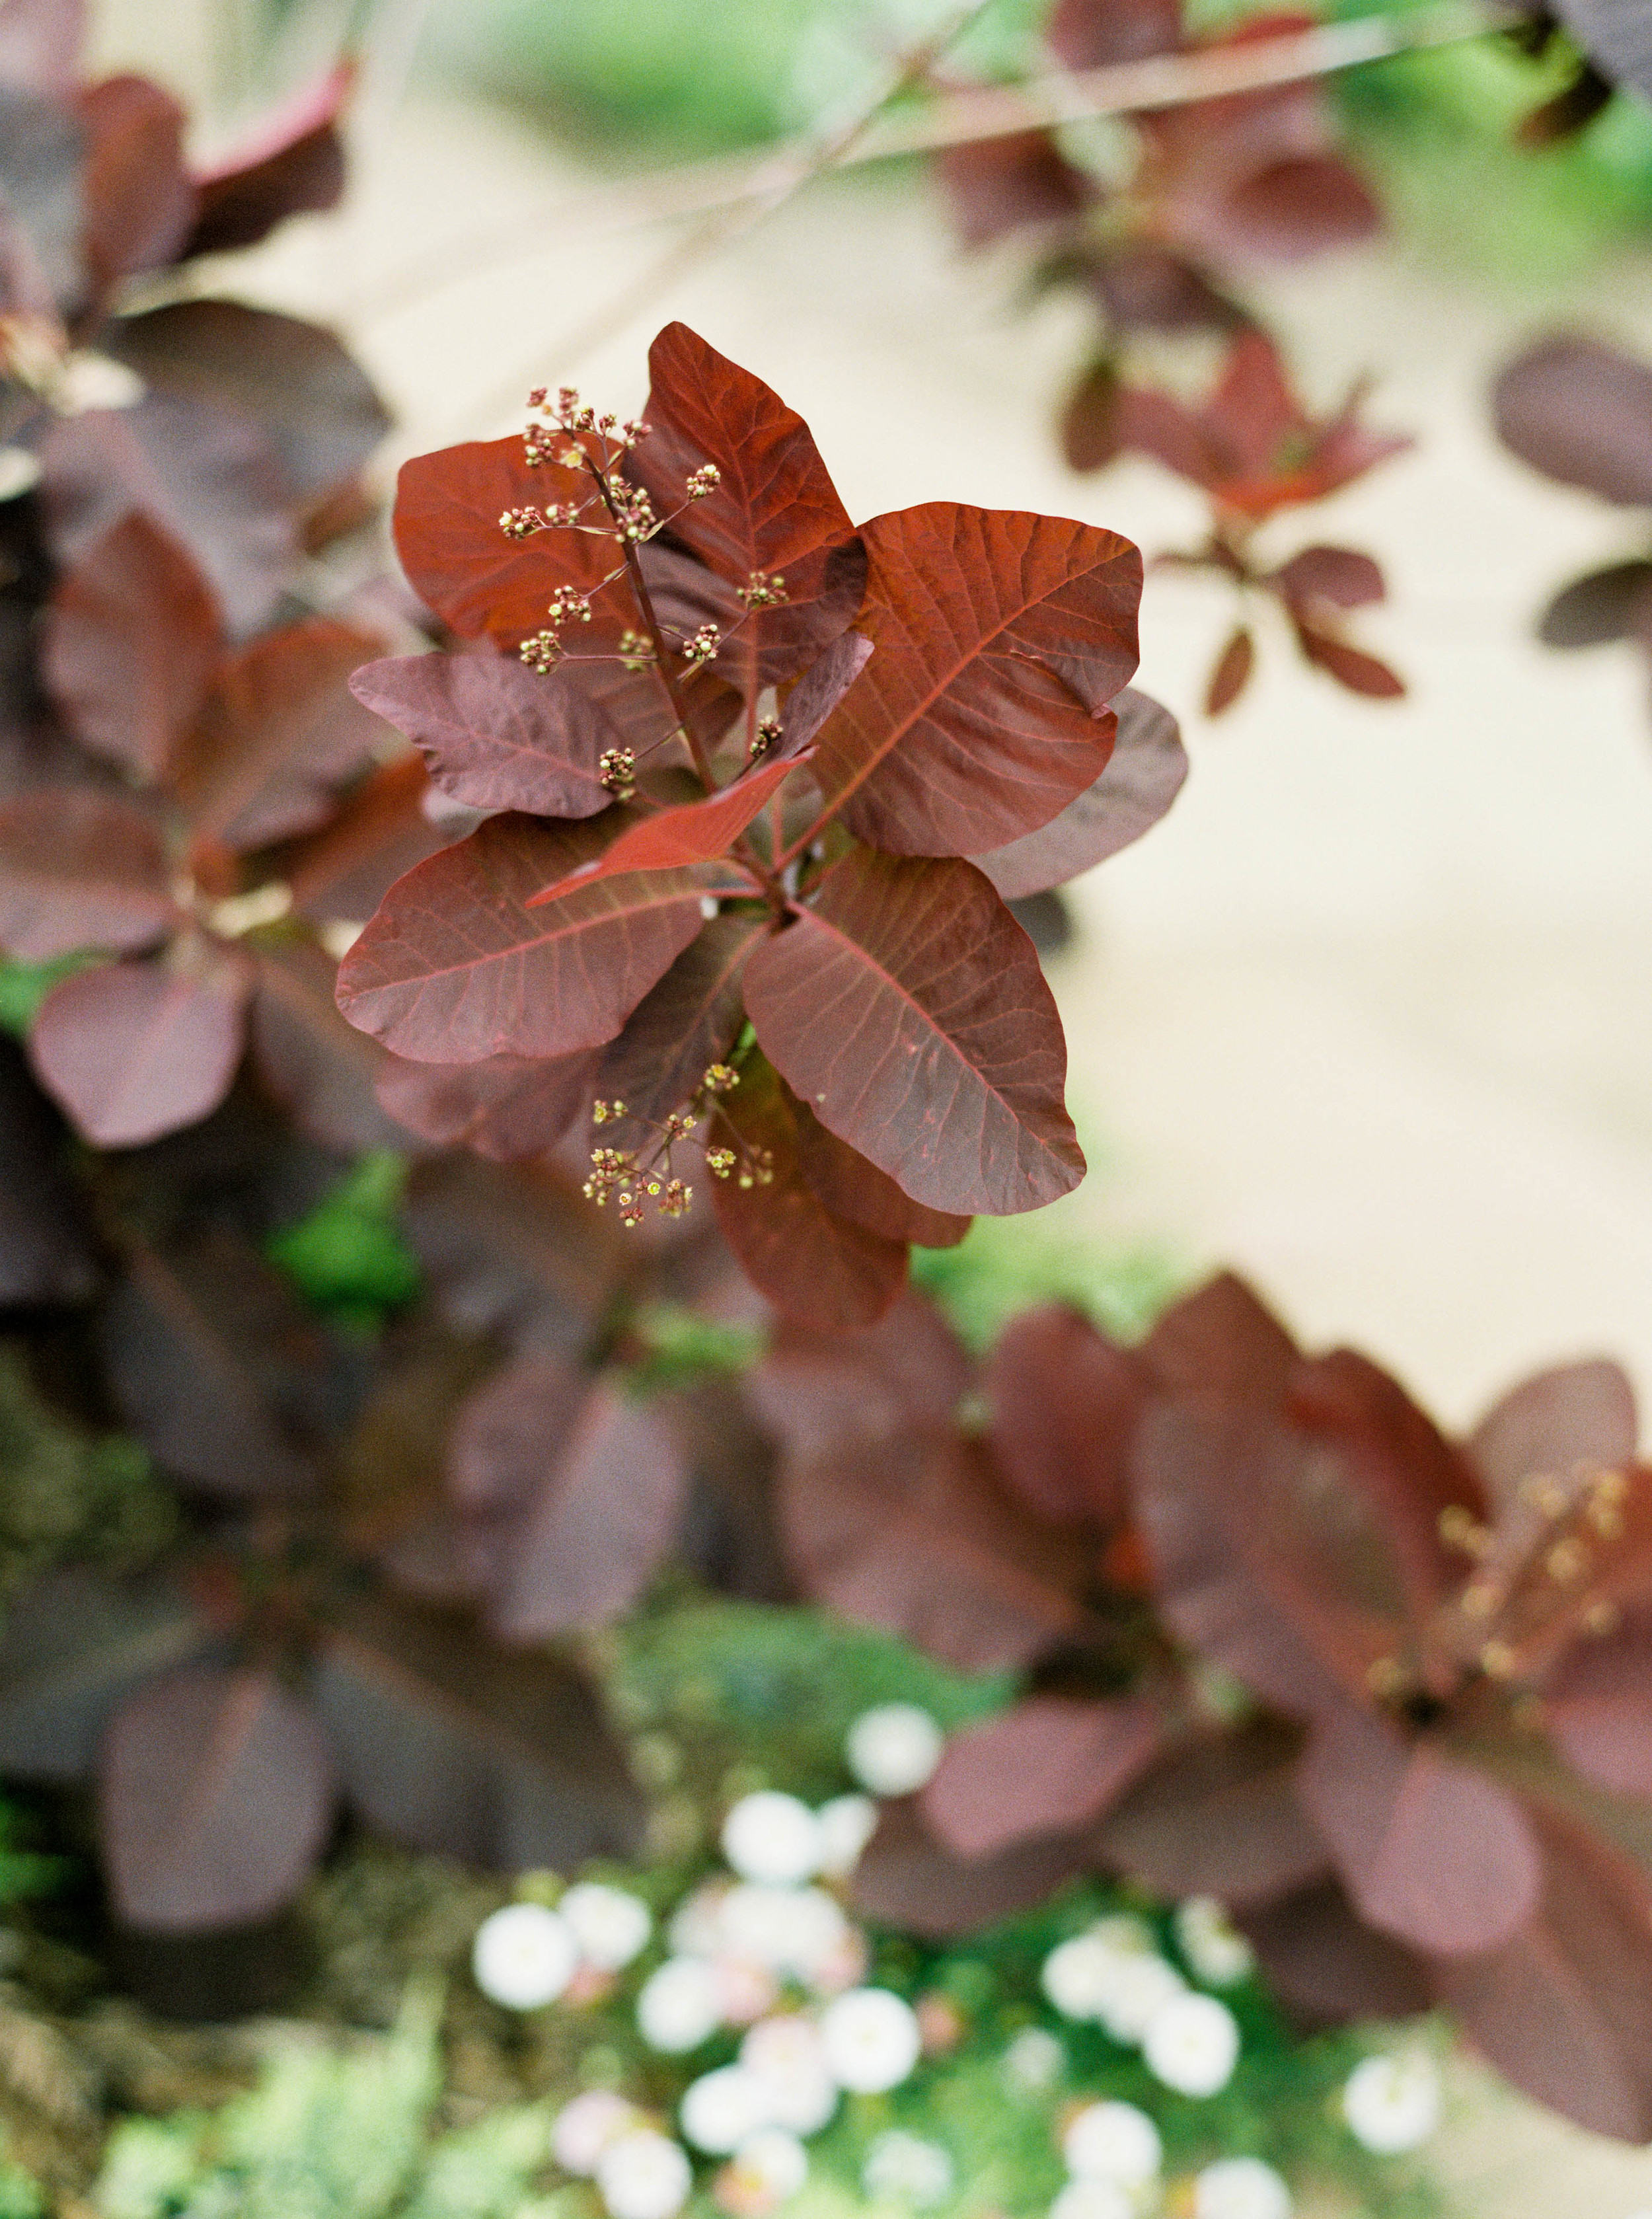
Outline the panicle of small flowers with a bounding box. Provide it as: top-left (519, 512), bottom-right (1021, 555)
top-left (520, 630), bottom-right (562, 673)
top-left (739, 572), bottom-right (788, 610)
top-left (609, 476), bottom-right (659, 543)
top-left (706, 1148), bottom-right (737, 1180)
top-left (686, 464), bottom-right (722, 500)
top-left (750, 718), bottom-right (782, 762)
top-left (593, 1100), bottom-right (629, 1126)
top-left (601, 747), bottom-right (638, 802)
top-left (618, 628), bottom-right (656, 671)
top-left (703, 1065), bottom-right (739, 1096)
top-left (585, 1146), bottom-right (636, 1205)
top-left (735, 1148), bottom-right (775, 1191)
top-left (682, 625), bottom-right (721, 667)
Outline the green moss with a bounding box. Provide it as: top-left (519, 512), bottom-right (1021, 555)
top-left (265, 1153), bottom-right (423, 1330)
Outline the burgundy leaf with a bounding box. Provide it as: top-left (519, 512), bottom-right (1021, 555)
top-left (283, 753), bottom-right (450, 925)
top-left (936, 132), bottom-right (1094, 249)
top-left (1273, 544), bottom-right (1385, 611)
top-left (1060, 357), bottom-right (1123, 474)
top-left (1296, 1702), bottom-right (1541, 1955)
top-left (781, 1427), bottom-right (1082, 1673)
top-left (350, 650), bottom-right (634, 819)
top-left (0, 1038), bottom-right (97, 1304)
top-left (1098, 1718), bottom-right (1330, 1905)
top-left (182, 61), bottom-right (350, 257)
top-left (1437, 1798), bottom-right (1652, 2141)
top-left (1468, 1357), bottom-right (1639, 1517)
top-left (788, 1088), bottom-right (970, 1250)
top-left (0, 0), bottom-right (83, 98)
top-left (249, 937), bottom-right (406, 1157)
top-left (596, 914), bottom-right (763, 1134)
top-left (1543, 1610), bottom-right (1652, 1797)
top-left (77, 74), bottom-right (194, 285)
top-left (1088, 243), bottom-right (1244, 335)
top-left (1292, 621), bottom-right (1405, 699)
top-left (1238, 1874), bottom-right (1433, 2029)
top-left (99, 1665), bottom-right (334, 1931)
top-left (1142, 1269), bottom-right (1300, 1404)
top-left (1213, 155), bottom-right (1380, 261)
top-left (1203, 624), bottom-right (1255, 716)
top-left (402, 1152), bottom-right (619, 1359)
top-left (1493, 336), bottom-right (1652, 507)
top-left (971, 686), bottom-right (1187, 902)
top-left (0, 789), bottom-right (174, 960)
top-left (1049, 0), bottom-right (1182, 68)
top-left (528, 750), bottom-right (809, 905)
top-left (30, 950), bottom-right (250, 1148)
top-left (311, 1586), bottom-right (644, 1869)
top-left (0, 1569), bottom-right (211, 1782)
top-left (710, 1051), bottom-right (909, 1332)
top-left (922, 1696), bottom-right (1162, 1858)
top-left (745, 846), bottom-right (1083, 1217)
top-left (811, 502), bottom-right (1140, 854)
top-left (774, 628), bottom-right (876, 754)
top-left (745, 1287), bottom-right (973, 1458)
top-left (987, 1303), bottom-right (1148, 1527)
top-left (39, 510), bottom-right (223, 780)
top-left (335, 812), bottom-right (719, 1065)
top-left (377, 1045), bottom-right (599, 1162)
top-left (447, 1349), bottom-right (585, 1523)
top-left (1540, 560), bottom-right (1652, 648)
top-left (630, 322), bottom-right (866, 689)
top-left (852, 1795), bottom-right (1096, 1938)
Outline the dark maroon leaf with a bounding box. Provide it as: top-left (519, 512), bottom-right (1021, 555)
top-left (1543, 1610), bottom-right (1652, 1797)
top-left (182, 61), bottom-right (350, 258)
top-left (788, 1089), bottom-right (971, 1250)
top-left (745, 846), bottom-right (1083, 1217)
top-left (923, 1696), bottom-right (1162, 1858)
top-left (596, 913), bottom-right (763, 1135)
top-left (377, 1045), bottom-right (599, 1162)
top-left (250, 936), bottom-right (406, 1156)
top-left (0, 1571), bottom-right (212, 1782)
top-left (811, 503), bottom-right (1139, 855)
top-left (402, 1152), bottom-right (617, 1358)
top-left (1061, 357), bottom-right (1123, 474)
top-left (311, 1587), bottom-right (645, 1869)
top-left (1273, 545), bottom-right (1386, 611)
top-left (283, 753), bottom-right (450, 926)
top-left (1213, 155), bottom-right (1380, 261)
top-left (709, 1050), bottom-right (909, 1332)
top-left (971, 686), bottom-right (1187, 899)
top-left (30, 950), bottom-right (250, 1148)
top-left (1468, 1358), bottom-right (1637, 1518)
top-left (1295, 1702), bottom-right (1541, 1955)
top-left (987, 1304), bottom-right (1148, 1526)
top-left (1098, 1718), bottom-right (1330, 1905)
top-left (77, 74), bottom-right (194, 285)
top-left (1292, 620), bottom-right (1405, 699)
top-left (852, 1795), bottom-right (1095, 1938)
top-left (0, 1039), bottom-right (97, 1303)
top-left (1142, 1269), bottom-right (1299, 1404)
top-left (100, 1665), bottom-right (334, 1931)
top-left (1540, 560), bottom-right (1652, 648)
top-left (936, 132), bottom-right (1093, 249)
top-left (336, 812), bottom-right (721, 1065)
top-left (40, 510), bottom-right (223, 780)
top-left (1049, 0), bottom-right (1181, 69)
top-left (1238, 1874), bottom-right (1433, 2029)
top-left (1493, 336), bottom-right (1652, 506)
top-left (105, 300), bottom-right (390, 505)
top-left (0, 0), bottom-right (83, 98)
top-left (1203, 624), bottom-right (1254, 716)
top-left (0, 788), bottom-right (174, 959)
top-left (1087, 243), bottom-right (1244, 335)
top-left (447, 1350), bottom-right (584, 1526)
top-left (745, 1287), bottom-right (973, 1458)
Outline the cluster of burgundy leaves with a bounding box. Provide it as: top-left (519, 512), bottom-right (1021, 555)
top-left (329, 320), bottom-right (1188, 1332)
top-left (740, 1273), bottom-right (1652, 2143)
top-left (931, 0), bottom-right (1413, 713)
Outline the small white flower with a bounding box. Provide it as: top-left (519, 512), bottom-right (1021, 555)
top-left (845, 1704), bottom-right (945, 1796)
top-left (681, 2064), bottom-right (772, 2154)
top-left (1041, 1935), bottom-right (1122, 2020)
top-left (1041, 1918), bottom-right (1172, 2031)
top-left (1143, 1992), bottom-right (1240, 2097)
top-left (1002, 2026), bottom-right (1065, 2092)
top-left (1062, 2101), bottom-right (1162, 2187)
top-left (637, 1957), bottom-right (723, 2053)
top-left (861, 2129), bottom-right (955, 2208)
top-left (1192, 2156), bottom-right (1293, 2219)
top-left (740, 2015), bottom-right (839, 2134)
top-left (562, 1882), bottom-right (654, 1970)
top-left (597, 2129), bottom-right (694, 2219)
top-left (471, 1902), bottom-right (578, 2010)
top-left (722, 1793), bottom-right (825, 1885)
top-left (554, 2090), bottom-right (640, 2175)
top-left (1342, 2053), bottom-right (1442, 2154)
top-left (817, 1792), bottom-right (880, 1875)
top-left (1098, 1955), bottom-right (1187, 2044)
top-left (728, 2127), bottom-right (809, 2203)
top-left (819, 1987), bottom-right (922, 2093)
top-left (669, 1879), bottom-right (730, 1957)
top-left (1048, 2183), bottom-right (1132, 2219)
top-left (1174, 1897), bottom-right (1255, 1988)
top-left (718, 1883), bottom-right (811, 1969)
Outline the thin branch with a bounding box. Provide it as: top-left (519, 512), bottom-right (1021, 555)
top-left (360, 0), bottom-right (1519, 330)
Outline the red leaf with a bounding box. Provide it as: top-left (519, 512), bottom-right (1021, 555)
top-left (1098, 1719), bottom-right (1330, 1905)
top-left (1213, 155), bottom-right (1380, 261)
top-left (708, 1051), bottom-right (909, 1332)
top-left (1142, 1269), bottom-right (1299, 1403)
top-left (987, 1303), bottom-right (1148, 1526)
top-left (630, 323), bottom-right (866, 690)
top-left (376, 1045), bottom-right (599, 1162)
top-left (971, 685), bottom-right (1187, 900)
top-left (936, 132), bottom-right (1094, 250)
top-left (184, 61), bottom-right (350, 257)
top-left (77, 74), bottom-right (195, 285)
top-left (174, 615), bottom-right (385, 847)
top-left (852, 1796), bottom-right (1096, 1937)
top-left (781, 1427), bottom-right (1083, 1672)
top-left (1049, 0), bottom-right (1181, 68)
top-left (529, 751), bottom-right (808, 906)
top-left (40, 511), bottom-right (223, 781)
top-left (30, 950), bottom-right (249, 1147)
top-left (1493, 336), bottom-right (1652, 508)
top-left (1203, 625), bottom-right (1254, 716)
top-left (1207, 328), bottom-right (1300, 478)
top-left (249, 937), bottom-right (405, 1157)
top-left (100, 1665), bottom-right (334, 1930)
top-left (923, 1696), bottom-right (1162, 1858)
top-left (811, 503), bottom-right (1140, 854)
top-left (283, 753), bottom-right (449, 925)
top-left (350, 650), bottom-right (641, 819)
top-left (1272, 544), bottom-right (1385, 611)
top-left (597, 913), bottom-right (764, 1134)
top-left (1436, 1799), bottom-right (1652, 2140)
top-left (334, 813), bottom-right (718, 1064)
top-left (744, 846), bottom-right (1083, 1217)
top-left (788, 1089), bottom-right (971, 1250)
top-left (1060, 356), bottom-right (1123, 474)
top-left (1292, 620), bottom-right (1405, 699)
top-left (1468, 1358), bottom-right (1639, 1518)
top-left (1542, 1610), bottom-right (1652, 1797)
top-left (0, 790), bottom-right (174, 960)
top-left (393, 435), bottom-right (633, 647)
top-left (1238, 1875), bottom-right (1433, 2029)
top-left (1296, 1702), bottom-right (1541, 1955)
top-left (745, 1287), bottom-right (973, 1458)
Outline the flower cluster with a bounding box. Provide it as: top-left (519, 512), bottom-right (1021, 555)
top-left (583, 1061), bottom-right (772, 1226)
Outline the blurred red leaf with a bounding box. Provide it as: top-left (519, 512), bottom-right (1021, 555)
top-left (1204, 624), bottom-right (1255, 716)
top-left (1542, 1610), bottom-right (1652, 1797)
top-left (78, 73), bottom-right (194, 285)
top-left (30, 949), bottom-right (249, 1147)
top-left (811, 503), bottom-right (1138, 854)
top-left (1238, 1874), bottom-right (1433, 2029)
top-left (100, 1665), bottom-right (334, 1930)
top-left (1291, 621), bottom-right (1405, 699)
top-left (249, 936), bottom-right (405, 1156)
top-left (745, 846), bottom-right (1083, 1217)
top-left (335, 812), bottom-right (720, 1064)
top-left (788, 1087), bottom-right (971, 1250)
top-left (376, 1045), bottom-right (599, 1162)
top-left (0, 788), bottom-right (174, 959)
top-left (1049, 0), bottom-right (1182, 68)
top-left (1203, 155), bottom-right (1380, 261)
top-left (1142, 1269), bottom-right (1299, 1402)
top-left (283, 753), bottom-right (449, 924)
top-left (852, 1794), bottom-right (1095, 1937)
top-left (0, 1570), bottom-right (212, 1782)
top-left (184, 60), bottom-right (350, 256)
top-left (40, 510), bottom-right (223, 780)
top-left (746, 1287), bottom-right (973, 1458)
top-left (1468, 1357), bottom-right (1639, 1517)
top-left (987, 1303), bottom-right (1148, 1527)
top-left (1494, 336), bottom-right (1652, 507)
top-left (1060, 356), bottom-right (1123, 474)
top-left (1273, 543), bottom-right (1386, 611)
top-left (923, 1696), bottom-right (1162, 1858)
top-left (1540, 560), bottom-right (1652, 648)
top-left (937, 132), bottom-right (1093, 249)
top-left (1098, 1718), bottom-right (1329, 1904)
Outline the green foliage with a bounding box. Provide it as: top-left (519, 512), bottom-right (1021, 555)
top-left (0, 955), bottom-right (96, 1038)
top-left (912, 1211), bottom-right (1181, 1353)
top-left (0, 2136), bottom-right (44, 2219)
top-left (624, 1304), bottom-right (767, 1396)
top-left (264, 1153), bottom-right (423, 1330)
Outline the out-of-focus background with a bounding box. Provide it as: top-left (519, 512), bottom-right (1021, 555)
top-left (71, 2), bottom-right (1652, 2203)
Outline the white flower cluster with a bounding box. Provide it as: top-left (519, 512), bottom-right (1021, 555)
top-left (472, 1881), bottom-right (655, 2012)
top-left (1051, 2099), bottom-right (1162, 2219)
top-left (1341, 2051), bottom-right (1442, 2154)
top-left (1040, 1913), bottom-right (1242, 2097)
